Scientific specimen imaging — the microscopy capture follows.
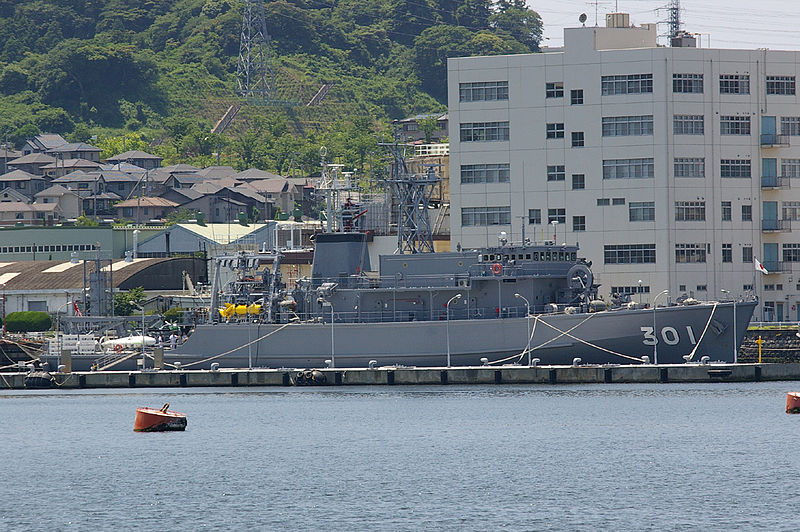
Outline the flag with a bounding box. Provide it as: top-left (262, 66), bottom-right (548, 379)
top-left (754, 257), bottom-right (769, 274)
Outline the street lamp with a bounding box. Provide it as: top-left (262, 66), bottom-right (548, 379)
top-left (54, 300), bottom-right (72, 355)
top-left (446, 294), bottom-right (462, 367)
top-left (515, 293), bottom-right (532, 366)
top-left (319, 298), bottom-right (335, 368)
top-left (652, 289), bottom-right (669, 365)
top-left (721, 289), bottom-right (737, 363)
top-left (0, 283), bottom-right (5, 336)
top-left (638, 280), bottom-right (643, 305)
top-left (550, 220), bottom-right (559, 243)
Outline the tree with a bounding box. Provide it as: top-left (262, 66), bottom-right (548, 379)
top-left (417, 115), bottom-right (440, 143)
top-left (412, 25), bottom-right (473, 101)
top-left (113, 287), bottom-right (146, 317)
top-left (74, 215), bottom-right (99, 227)
top-left (489, 2), bottom-right (543, 51)
top-left (5, 311), bottom-right (51, 332)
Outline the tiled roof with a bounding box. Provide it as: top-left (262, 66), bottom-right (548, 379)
top-left (0, 169), bottom-right (38, 181)
top-left (114, 196), bottom-right (178, 208)
top-left (106, 150), bottom-right (161, 161)
top-left (49, 142), bottom-right (101, 153)
top-left (8, 153), bottom-right (57, 165)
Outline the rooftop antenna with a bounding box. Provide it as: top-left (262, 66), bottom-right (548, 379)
top-left (586, 1), bottom-right (610, 26)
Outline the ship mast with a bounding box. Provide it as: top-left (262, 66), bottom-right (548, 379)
top-left (383, 123), bottom-right (438, 254)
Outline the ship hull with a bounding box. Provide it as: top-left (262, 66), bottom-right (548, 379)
top-left (50, 302), bottom-right (756, 370)
top-left (49, 301), bottom-right (754, 371)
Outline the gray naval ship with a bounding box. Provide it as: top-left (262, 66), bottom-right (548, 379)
top-left (161, 232), bottom-right (756, 370)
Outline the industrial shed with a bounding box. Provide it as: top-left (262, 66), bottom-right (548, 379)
top-left (0, 257), bottom-right (207, 315)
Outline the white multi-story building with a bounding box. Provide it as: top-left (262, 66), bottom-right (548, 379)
top-left (448, 13), bottom-right (800, 322)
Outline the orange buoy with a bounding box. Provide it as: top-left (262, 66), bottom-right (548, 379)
top-left (134, 403), bottom-right (187, 432)
top-left (786, 393), bottom-right (800, 414)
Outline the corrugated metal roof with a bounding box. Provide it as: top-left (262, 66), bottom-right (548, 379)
top-left (0, 258), bottom-right (185, 290)
top-left (174, 223), bottom-right (268, 244)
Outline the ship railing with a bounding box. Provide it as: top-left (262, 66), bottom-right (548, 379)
top-left (311, 268), bottom-right (569, 290)
top-left (290, 304), bottom-right (570, 324)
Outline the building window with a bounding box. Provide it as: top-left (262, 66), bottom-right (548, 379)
top-left (601, 115), bottom-right (653, 136)
top-left (742, 246), bottom-right (753, 263)
top-left (572, 215), bottom-right (586, 231)
top-left (571, 132), bottom-right (584, 147)
top-left (767, 75), bottom-right (795, 95)
top-left (721, 159), bottom-right (751, 178)
top-left (460, 122), bottom-right (510, 142)
top-left (722, 243), bottom-right (733, 263)
top-left (459, 81), bottom-right (509, 102)
top-left (629, 201), bottom-right (655, 222)
top-left (601, 73), bottom-right (653, 95)
top-left (603, 158), bottom-right (654, 179)
top-left (528, 208), bottom-right (541, 224)
top-left (742, 204), bottom-right (752, 221)
top-left (673, 115), bottom-right (704, 135)
top-left (719, 74), bottom-right (750, 94)
top-left (78, 183), bottom-right (89, 189)
top-left (572, 174), bottom-right (585, 190)
top-left (783, 201), bottom-right (800, 221)
top-left (604, 244), bottom-right (656, 264)
top-left (461, 206), bottom-right (511, 226)
top-left (675, 243), bottom-right (707, 263)
top-left (781, 158), bottom-right (800, 177)
top-left (547, 165), bottom-right (565, 181)
top-left (570, 89), bottom-right (584, 104)
top-left (546, 123), bottom-right (564, 139)
top-left (720, 115), bottom-right (751, 135)
top-left (123, 207), bottom-right (133, 217)
top-left (673, 73), bottom-right (703, 93)
top-left (546, 82), bottom-right (564, 98)
top-left (675, 201), bottom-right (706, 221)
top-left (696, 285), bottom-right (708, 292)
top-left (548, 208), bottom-right (566, 224)
top-left (612, 198), bottom-right (625, 206)
top-left (597, 198), bottom-right (610, 206)
top-left (674, 157), bottom-right (705, 178)
top-left (722, 201), bottom-right (732, 221)
top-left (783, 243), bottom-right (800, 262)
top-left (461, 163), bottom-right (510, 184)
top-left (781, 117), bottom-right (800, 136)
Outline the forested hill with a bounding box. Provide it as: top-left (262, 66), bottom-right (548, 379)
top-left (0, 0), bottom-right (542, 173)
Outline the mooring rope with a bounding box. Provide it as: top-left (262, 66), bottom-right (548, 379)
top-left (166, 321), bottom-right (294, 369)
top-left (683, 302), bottom-right (718, 362)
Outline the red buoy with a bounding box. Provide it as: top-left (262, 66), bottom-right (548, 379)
top-left (134, 403), bottom-right (187, 432)
top-left (786, 393), bottom-right (800, 414)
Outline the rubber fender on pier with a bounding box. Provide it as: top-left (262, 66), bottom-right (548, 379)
top-left (24, 371), bottom-right (54, 389)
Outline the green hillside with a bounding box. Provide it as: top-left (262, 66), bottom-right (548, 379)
top-left (0, 0), bottom-right (542, 174)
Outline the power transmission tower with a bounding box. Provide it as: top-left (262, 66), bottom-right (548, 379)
top-left (236, 0), bottom-right (275, 103)
top-left (661, 0), bottom-right (682, 40)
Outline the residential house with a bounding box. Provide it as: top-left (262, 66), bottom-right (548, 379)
top-left (243, 178), bottom-right (295, 213)
top-left (34, 184), bottom-right (82, 219)
top-left (100, 170), bottom-right (144, 200)
top-left (114, 197), bottom-right (179, 222)
top-left (21, 134), bottom-right (67, 155)
top-left (0, 147), bottom-right (22, 174)
top-left (41, 158), bottom-right (101, 178)
top-left (7, 153), bottom-right (57, 176)
top-left (48, 142), bottom-right (102, 162)
top-left (105, 150), bottom-right (162, 170)
top-left (0, 201), bottom-right (61, 226)
top-left (83, 192), bottom-right (122, 217)
top-left (398, 113), bottom-right (449, 143)
top-left (0, 170), bottom-right (47, 199)
top-left (0, 187), bottom-right (30, 203)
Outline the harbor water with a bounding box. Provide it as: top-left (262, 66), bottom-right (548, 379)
top-left (2, 382), bottom-right (799, 531)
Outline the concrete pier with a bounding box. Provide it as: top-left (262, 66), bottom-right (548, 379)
top-left (2, 363), bottom-right (800, 390)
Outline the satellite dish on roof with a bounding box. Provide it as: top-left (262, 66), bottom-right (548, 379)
top-left (579, 13), bottom-right (587, 25)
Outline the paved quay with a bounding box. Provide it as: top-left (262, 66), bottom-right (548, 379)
top-left (3, 363), bottom-right (800, 389)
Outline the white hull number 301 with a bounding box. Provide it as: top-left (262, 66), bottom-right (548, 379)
top-left (641, 326), bottom-right (697, 346)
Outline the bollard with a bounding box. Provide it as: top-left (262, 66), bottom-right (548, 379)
top-left (60, 350), bottom-right (72, 373)
top-left (153, 348), bottom-right (164, 370)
